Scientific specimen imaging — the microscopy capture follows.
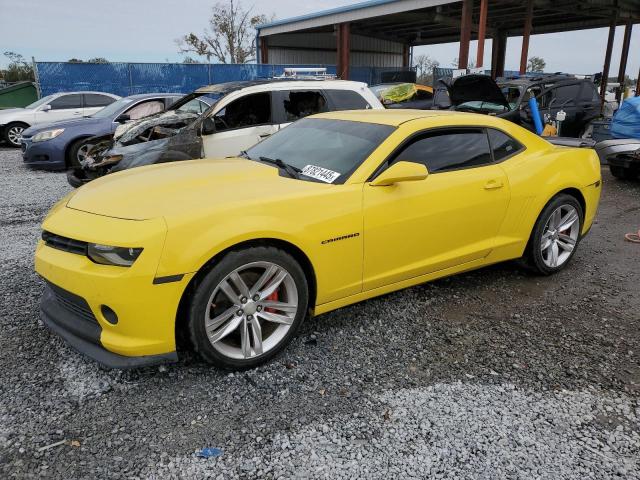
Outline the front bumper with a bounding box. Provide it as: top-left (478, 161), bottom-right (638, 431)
top-left (21, 135), bottom-right (67, 170)
top-left (35, 206), bottom-right (193, 368)
top-left (608, 154), bottom-right (639, 170)
top-left (41, 282), bottom-right (177, 368)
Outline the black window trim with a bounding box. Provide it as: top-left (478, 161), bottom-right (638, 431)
top-left (368, 125), bottom-right (526, 182)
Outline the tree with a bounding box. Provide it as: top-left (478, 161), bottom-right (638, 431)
top-left (177, 0), bottom-right (268, 64)
top-left (527, 56), bottom-right (546, 73)
top-left (451, 57), bottom-right (476, 69)
top-left (1, 52), bottom-right (35, 82)
top-left (413, 54), bottom-right (439, 85)
top-left (67, 57), bottom-right (109, 63)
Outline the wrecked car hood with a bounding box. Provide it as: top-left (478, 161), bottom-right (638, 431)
top-left (66, 158), bottom-right (331, 221)
top-left (114, 110), bottom-right (199, 143)
top-left (445, 74), bottom-right (511, 110)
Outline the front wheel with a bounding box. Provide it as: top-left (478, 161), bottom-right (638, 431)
top-left (3, 123), bottom-right (28, 147)
top-left (523, 194), bottom-right (584, 275)
top-left (187, 246), bottom-right (309, 369)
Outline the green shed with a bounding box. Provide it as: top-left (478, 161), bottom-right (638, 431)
top-left (0, 82), bottom-right (38, 109)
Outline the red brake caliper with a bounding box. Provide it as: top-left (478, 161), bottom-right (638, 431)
top-left (265, 290), bottom-right (278, 313)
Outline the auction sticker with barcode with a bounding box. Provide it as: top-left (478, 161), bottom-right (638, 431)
top-left (301, 165), bottom-right (341, 183)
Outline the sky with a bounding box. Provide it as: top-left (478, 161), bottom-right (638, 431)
top-left (0, 0), bottom-right (638, 78)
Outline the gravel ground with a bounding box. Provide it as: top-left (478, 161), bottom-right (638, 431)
top-left (0, 146), bottom-right (639, 479)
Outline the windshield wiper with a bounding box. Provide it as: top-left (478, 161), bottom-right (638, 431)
top-left (259, 156), bottom-right (300, 179)
top-left (239, 150), bottom-right (250, 159)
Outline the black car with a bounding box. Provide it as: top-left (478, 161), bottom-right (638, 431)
top-left (433, 74), bottom-right (602, 138)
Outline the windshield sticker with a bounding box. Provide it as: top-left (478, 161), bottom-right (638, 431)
top-left (301, 165), bottom-right (340, 184)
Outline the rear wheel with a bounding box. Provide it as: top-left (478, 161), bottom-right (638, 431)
top-left (187, 246), bottom-right (309, 369)
top-left (3, 122), bottom-right (28, 147)
top-left (523, 194), bottom-right (583, 275)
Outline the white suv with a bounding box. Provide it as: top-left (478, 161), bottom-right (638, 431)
top-left (69, 79), bottom-right (384, 185)
top-left (0, 91), bottom-right (120, 147)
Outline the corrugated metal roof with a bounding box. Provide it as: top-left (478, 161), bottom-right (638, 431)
top-left (258, 0), bottom-right (640, 45)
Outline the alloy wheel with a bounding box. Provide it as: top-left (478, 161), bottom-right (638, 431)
top-left (540, 204), bottom-right (580, 268)
top-left (204, 261), bottom-right (298, 360)
top-left (76, 143), bottom-right (93, 164)
top-left (7, 126), bottom-right (24, 146)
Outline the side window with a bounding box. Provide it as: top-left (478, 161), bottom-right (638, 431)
top-left (580, 83), bottom-right (600, 102)
top-left (178, 98), bottom-right (206, 114)
top-left (84, 94), bottom-right (115, 108)
top-left (392, 129), bottom-right (492, 173)
top-left (325, 89), bottom-right (371, 110)
top-left (487, 129), bottom-right (524, 161)
top-left (125, 100), bottom-right (165, 120)
top-left (281, 90), bottom-right (328, 122)
top-left (213, 92), bottom-right (271, 131)
top-left (551, 84), bottom-right (581, 106)
top-left (49, 94), bottom-right (82, 110)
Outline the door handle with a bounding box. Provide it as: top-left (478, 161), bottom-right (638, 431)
top-left (484, 179), bottom-right (504, 190)
top-left (258, 133), bottom-right (271, 139)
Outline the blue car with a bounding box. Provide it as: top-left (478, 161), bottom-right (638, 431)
top-left (21, 93), bottom-right (209, 171)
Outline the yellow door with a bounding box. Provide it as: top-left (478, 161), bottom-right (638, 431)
top-left (362, 128), bottom-right (511, 291)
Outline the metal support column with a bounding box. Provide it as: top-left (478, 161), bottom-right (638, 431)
top-left (600, 16), bottom-right (617, 101)
top-left (476, 0), bottom-right (488, 68)
top-left (616, 21), bottom-right (633, 101)
top-left (337, 22), bottom-right (351, 80)
top-left (259, 36), bottom-right (269, 64)
top-left (458, 0), bottom-right (473, 69)
top-left (491, 31), bottom-right (506, 79)
top-left (519, 0), bottom-right (534, 74)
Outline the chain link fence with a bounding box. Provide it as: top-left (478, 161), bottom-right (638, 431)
top-left (34, 62), bottom-right (415, 97)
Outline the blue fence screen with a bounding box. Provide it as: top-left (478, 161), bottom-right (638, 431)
top-left (35, 62), bottom-right (412, 97)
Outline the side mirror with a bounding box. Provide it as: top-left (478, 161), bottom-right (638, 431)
top-left (370, 161), bottom-right (429, 187)
top-left (201, 116), bottom-right (216, 135)
top-left (41, 104), bottom-right (51, 112)
top-left (115, 114), bottom-right (130, 123)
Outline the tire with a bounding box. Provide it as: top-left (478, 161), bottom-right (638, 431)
top-left (3, 122), bottom-right (28, 147)
top-left (187, 246), bottom-right (309, 369)
top-left (67, 138), bottom-right (95, 169)
top-left (523, 194), bottom-right (584, 275)
top-left (609, 165), bottom-right (637, 180)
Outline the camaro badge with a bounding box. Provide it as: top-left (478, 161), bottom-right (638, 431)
top-left (321, 233), bottom-right (360, 245)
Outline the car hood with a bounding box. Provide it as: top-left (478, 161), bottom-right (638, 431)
top-left (0, 108), bottom-right (30, 121)
top-left (66, 158), bottom-right (329, 221)
top-left (446, 74), bottom-right (511, 109)
top-left (24, 116), bottom-right (109, 135)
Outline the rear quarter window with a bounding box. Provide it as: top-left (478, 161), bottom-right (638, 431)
top-left (487, 129), bottom-right (524, 161)
top-left (325, 89), bottom-right (372, 110)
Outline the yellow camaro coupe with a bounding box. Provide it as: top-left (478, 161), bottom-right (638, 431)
top-left (35, 110), bottom-right (601, 369)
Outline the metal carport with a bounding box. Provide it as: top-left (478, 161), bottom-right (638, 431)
top-left (257, 0), bottom-right (639, 99)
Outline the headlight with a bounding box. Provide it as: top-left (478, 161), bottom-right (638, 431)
top-left (87, 243), bottom-right (143, 267)
top-left (32, 128), bottom-right (65, 142)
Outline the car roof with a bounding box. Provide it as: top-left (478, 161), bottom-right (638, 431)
top-left (123, 93), bottom-right (181, 100)
top-left (195, 79), bottom-right (367, 95)
top-left (311, 109), bottom-right (487, 126)
top-left (49, 91), bottom-right (121, 97)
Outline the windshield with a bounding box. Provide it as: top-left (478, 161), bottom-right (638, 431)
top-left (91, 97), bottom-right (136, 118)
top-left (246, 118), bottom-right (395, 184)
top-left (169, 92), bottom-right (223, 112)
top-left (25, 95), bottom-right (57, 109)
